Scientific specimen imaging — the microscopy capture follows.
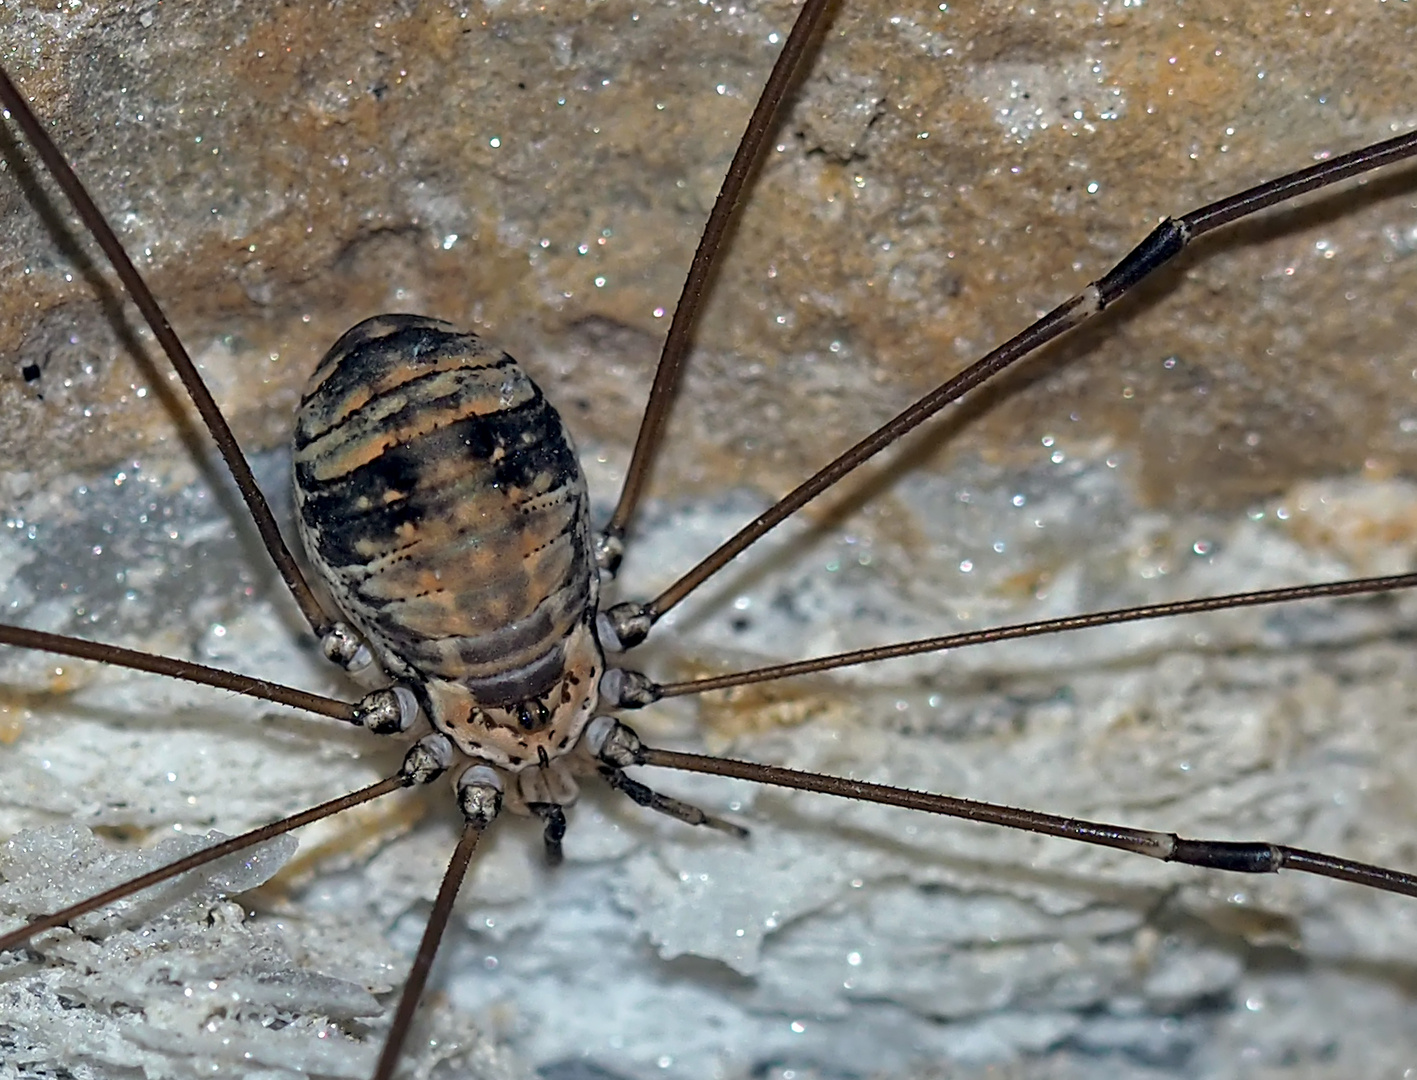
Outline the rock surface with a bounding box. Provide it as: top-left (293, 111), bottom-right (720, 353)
top-left (2, 4), bottom-right (1417, 1080)
top-left (0, 0), bottom-right (1412, 508)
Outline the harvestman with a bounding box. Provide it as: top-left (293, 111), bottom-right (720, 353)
top-left (3, 2), bottom-right (1417, 1077)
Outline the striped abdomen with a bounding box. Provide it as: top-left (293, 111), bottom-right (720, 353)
top-left (292, 315), bottom-right (602, 769)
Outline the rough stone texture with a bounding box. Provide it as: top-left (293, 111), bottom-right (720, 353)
top-left (0, 0), bottom-right (1412, 508)
top-left (3, 2), bottom-right (1417, 1080)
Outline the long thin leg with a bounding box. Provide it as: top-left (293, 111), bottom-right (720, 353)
top-left (373, 770), bottom-right (501, 1080)
top-left (587, 715), bottom-right (1417, 894)
top-left (0, 728), bottom-right (463, 958)
top-left (0, 67), bottom-right (334, 639)
top-left (598, 130), bottom-right (1417, 647)
top-left (0, 623), bottom-right (433, 741)
top-left (600, 0), bottom-right (833, 568)
top-left (0, 775), bottom-right (406, 952)
top-left (0, 623), bottom-right (358, 720)
top-left (639, 746), bottom-right (1417, 898)
top-left (641, 570), bottom-right (1417, 698)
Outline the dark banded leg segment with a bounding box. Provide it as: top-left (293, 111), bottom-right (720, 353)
top-left (585, 715), bottom-right (748, 838)
top-left (1168, 839), bottom-right (1417, 894)
top-left (599, 767), bottom-right (749, 839)
top-left (528, 803), bottom-right (568, 866)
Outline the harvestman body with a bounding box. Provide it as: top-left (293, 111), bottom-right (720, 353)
top-left (293, 315), bottom-right (604, 800)
top-left (5, 2), bottom-right (1417, 1078)
top-left (288, 313), bottom-right (739, 851)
